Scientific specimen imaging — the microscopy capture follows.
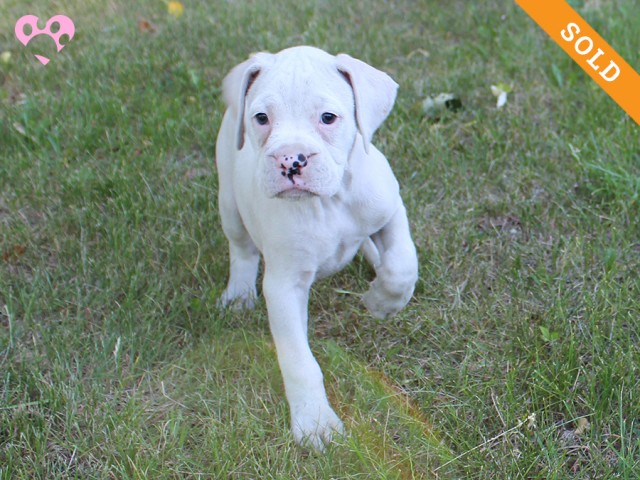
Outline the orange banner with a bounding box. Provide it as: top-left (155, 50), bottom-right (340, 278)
top-left (515, 0), bottom-right (640, 125)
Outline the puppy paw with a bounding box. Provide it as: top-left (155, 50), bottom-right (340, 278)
top-left (291, 401), bottom-right (345, 452)
top-left (217, 286), bottom-right (257, 310)
top-left (363, 279), bottom-right (412, 319)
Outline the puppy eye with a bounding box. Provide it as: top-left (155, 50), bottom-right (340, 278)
top-left (321, 112), bottom-right (337, 125)
top-left (254, 113), bottom-right (269, 125)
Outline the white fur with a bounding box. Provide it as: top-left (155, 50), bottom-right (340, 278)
top-left (215, 46), bottom-right (418, 451)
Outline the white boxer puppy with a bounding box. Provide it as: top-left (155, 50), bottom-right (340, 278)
top-left (215, 46), bottom-right (418, 451)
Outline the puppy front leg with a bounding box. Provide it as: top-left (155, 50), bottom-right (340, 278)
top-left (217, 191), bottom-right (260, 310)
top-left (219, 238), bottom-right (260, 310)
top-left (363, 204), bottom-right (418, 319)
top-left (262, 267), bottom-right (344, 451)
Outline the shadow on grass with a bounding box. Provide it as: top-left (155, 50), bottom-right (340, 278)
top-left (147, 330), bottom-right (455, 478)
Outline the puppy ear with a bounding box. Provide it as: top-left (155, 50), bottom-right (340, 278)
top-left (336, 53), bottom-right (398, 153)
top-left (222, 53), bottom-right (271, 150)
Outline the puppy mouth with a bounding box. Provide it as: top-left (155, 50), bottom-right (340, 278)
top-left (275, 188), bottom-right (316, 200)
top-left (273, 164), bottom-right (318, 199)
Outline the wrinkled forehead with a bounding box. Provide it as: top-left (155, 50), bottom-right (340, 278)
top-left (246, 57), bottom-right (354, 114)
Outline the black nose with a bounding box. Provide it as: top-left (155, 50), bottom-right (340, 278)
top-left (292, 154), bottom-right (308, 170)
top-left (280, 154), bottom-right (309, 183)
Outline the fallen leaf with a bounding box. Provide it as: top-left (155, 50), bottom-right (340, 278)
top-left (137, 18), bottom-right (157, 33)
top-left (421, 93), bottom-right (462, 118)
top-left (494, 82), bottom-right (513, 93)
top-left (168, 1), bottom-right (185, 18)
top-left (2, 245), bottom-right (27, 263)
top-left (490, 83), bottom-right (513, 108)
top-left (574, 417), bottom-right (590, 435)
top-left (406, 49), bottom-right (430, 60)
top-left (12, 122), bottom-right (27, 136)
top-left (527, 413), bottom-right (536, 429)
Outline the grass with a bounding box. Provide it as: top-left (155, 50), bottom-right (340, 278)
top-left (1, 0), bottom-right (639, 478)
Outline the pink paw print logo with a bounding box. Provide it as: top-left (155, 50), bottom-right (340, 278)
top-left (15, 15), bottom-right (75, 65)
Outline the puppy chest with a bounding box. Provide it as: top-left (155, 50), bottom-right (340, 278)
top-left (316, 237), bottom-right (363, 279)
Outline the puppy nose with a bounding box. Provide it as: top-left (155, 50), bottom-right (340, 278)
top-left (269, 148), bottom-right (316, 181)
top-left (275, 152), bottom-right (309, 170)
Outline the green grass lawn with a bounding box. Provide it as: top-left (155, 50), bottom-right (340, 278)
top-left (1, 0), bottom-right (639, 478)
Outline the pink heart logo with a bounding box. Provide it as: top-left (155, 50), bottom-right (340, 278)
top-left (15, 14), bottom-right (75, 65)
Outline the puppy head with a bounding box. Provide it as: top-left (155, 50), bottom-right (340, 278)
top-left (222, 46), bottom-right (398, 198)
